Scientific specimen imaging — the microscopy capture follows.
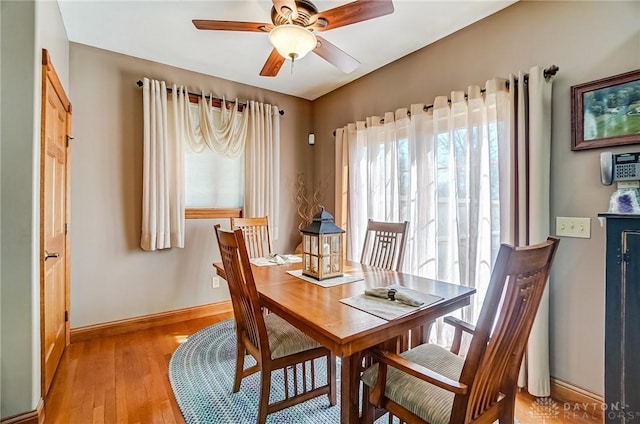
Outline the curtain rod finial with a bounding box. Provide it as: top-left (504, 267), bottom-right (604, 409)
top-left (544, 65), bottom-right (559, 80)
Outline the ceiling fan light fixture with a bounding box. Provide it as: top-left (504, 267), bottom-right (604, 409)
top-left (268, 24), bottom-right (317, 61)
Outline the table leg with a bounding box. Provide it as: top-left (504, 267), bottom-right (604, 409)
top-left (340, 352), bottom-right (362, 423)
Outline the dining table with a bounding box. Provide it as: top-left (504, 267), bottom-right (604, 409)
top-left (213, 259), bottom-right (476, 423)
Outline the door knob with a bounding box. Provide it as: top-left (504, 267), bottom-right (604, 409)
top-left (44, 250), bottom-right (60, 261)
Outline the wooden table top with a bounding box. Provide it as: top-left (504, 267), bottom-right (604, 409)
top-left (214, 260), bottom-right (476, 357)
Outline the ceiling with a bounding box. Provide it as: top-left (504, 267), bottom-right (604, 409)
top-left (58, 0), bottom-right (517, 101)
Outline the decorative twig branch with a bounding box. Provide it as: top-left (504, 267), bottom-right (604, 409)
top-left (294, 172), bottom-right (323, 230)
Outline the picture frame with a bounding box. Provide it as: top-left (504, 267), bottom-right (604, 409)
top-left (571, 69), bottom-right (640, 151)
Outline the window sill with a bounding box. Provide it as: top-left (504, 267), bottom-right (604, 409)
top-left (185, 208), bottom-right (242, 219)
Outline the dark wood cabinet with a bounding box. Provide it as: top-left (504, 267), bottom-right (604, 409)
top-left (599, 213), bottom-right (640, 423)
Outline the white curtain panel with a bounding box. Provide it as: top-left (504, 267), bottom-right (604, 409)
top-left (335, 125), bottom-right (357, 258)
top-left (336, 67), bottom-right (554, 394)
top-left (503, 67), bottom-right (553, 396)
top-left (334, 126), bottom-right (351, 233)
top-left (244, 101), bottom-right (281, 239)
top-left (141, 78), bottom-right (185, 250)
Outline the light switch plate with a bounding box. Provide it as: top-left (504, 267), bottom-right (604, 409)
top-left (556, 217), bottom-right (591, 239)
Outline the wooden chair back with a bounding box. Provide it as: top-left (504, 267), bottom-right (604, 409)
top-left (214, 226), bottom-right (270, 361)
top-left (231, 216), bottom-right (272, 258)
top-left (451, 237), bottom-right (560, 422)
top-left (360, 219), bottom-right (409, 271)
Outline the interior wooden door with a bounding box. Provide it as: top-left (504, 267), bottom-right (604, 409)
top-left (40, 49), bottom-right (72, 396)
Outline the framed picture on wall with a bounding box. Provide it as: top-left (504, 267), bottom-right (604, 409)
top-left (571, 69), bottom-right (640, 151)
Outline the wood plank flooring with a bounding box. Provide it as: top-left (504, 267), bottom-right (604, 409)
top-left (44, 313), bottom-right (600, 423)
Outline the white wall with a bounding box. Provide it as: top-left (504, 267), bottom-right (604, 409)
top-left (0, 0), bottom-right (68, 418)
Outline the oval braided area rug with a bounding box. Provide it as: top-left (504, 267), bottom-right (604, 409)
top-left (170, 318), bottom-right (519, 424)
top-left (169, 318), bottom-right (343, 424)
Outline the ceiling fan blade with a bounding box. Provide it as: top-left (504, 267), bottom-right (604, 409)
top-left (260, 49), bottom-right (286, 77)
top-left (192, 20), bottom-right (272, 32)
top-left (314, 0), bottom-right (394, 31)
top-left (272, 0), bottom-right (299, 20)
top-left (313, 36), bottom-right (360, 74)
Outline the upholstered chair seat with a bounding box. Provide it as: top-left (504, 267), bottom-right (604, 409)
top-left (362, 344), bottom-right (464, 424)
top-left (264, 313), bottom-right (321, 359)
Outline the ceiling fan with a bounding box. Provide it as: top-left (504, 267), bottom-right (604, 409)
top-left (192, 0), bottom-right (394, 77)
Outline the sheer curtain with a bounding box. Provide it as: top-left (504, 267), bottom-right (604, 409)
top-left (141, 78), bottom-right (280, 249)
top-left (337, 84), bottom-right (503, 325)
top-left (335, 65), bottom-right (555, 396)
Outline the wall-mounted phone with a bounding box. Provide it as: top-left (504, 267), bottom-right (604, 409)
top-left (601, 151), bottom-right (640, 214)
top-left (600, 151), bottom-right (640, 186)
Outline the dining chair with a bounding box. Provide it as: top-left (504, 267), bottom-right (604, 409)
top-left (360, 219), bottom-right (409, 272)
top-left (231, 216), bottom-right (272, 258)
top-left (360, 237), bottom-right (560, 424)
top-left (360, 219), bottom-right (423, 350)
top-left (214, 225), bottom-right (336, 424)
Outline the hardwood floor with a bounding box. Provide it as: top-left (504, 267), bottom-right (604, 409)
top-left (45, 313), bottom-right (600, 423)
top-left (514, 392), bottom-right (602, 424)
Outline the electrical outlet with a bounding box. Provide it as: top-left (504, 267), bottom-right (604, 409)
top-left (211, 276), bottom-right (220, 289)
top-left (556, 217), bottom-right (591, 239)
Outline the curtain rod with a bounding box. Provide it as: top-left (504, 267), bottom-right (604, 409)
top-left (332, 65), bottom-right (559, 136)
top-left (420, 65), bottom-right (559, 112)
top-left (135, 80), bottom-right (285, 116)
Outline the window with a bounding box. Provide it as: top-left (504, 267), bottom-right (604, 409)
top-left (184, 144), bottom-right (243, 208)
top-left (345, 100), bottom-right (502, 332)
top-left (181, 101), bottom-right (244, 219)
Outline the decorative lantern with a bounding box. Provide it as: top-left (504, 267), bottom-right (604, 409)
top-left (300, 208), bottom-right (345, 280)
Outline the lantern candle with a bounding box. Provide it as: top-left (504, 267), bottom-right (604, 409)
top-left (323, 243), bottom-right (330, 273)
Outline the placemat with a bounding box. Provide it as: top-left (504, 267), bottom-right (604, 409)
top-left (340, 288), bottom-right (443, 320)
top-left (286, 269), bottom-right (364, 288)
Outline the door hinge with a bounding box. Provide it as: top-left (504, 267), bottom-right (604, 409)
top-left (623, 251), bottom-right (631, 263)
top-left (65, 223), bottom-right (68, 235)
top-left (64, 311), bottom-right (69, 322)
top-left (66, 135), bottom-right (74, 147)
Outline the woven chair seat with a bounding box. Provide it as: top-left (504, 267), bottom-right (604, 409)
top-left (265, 313), bottom-right (321, 359)
top-left (362, 344), bottom-right (464, 424)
